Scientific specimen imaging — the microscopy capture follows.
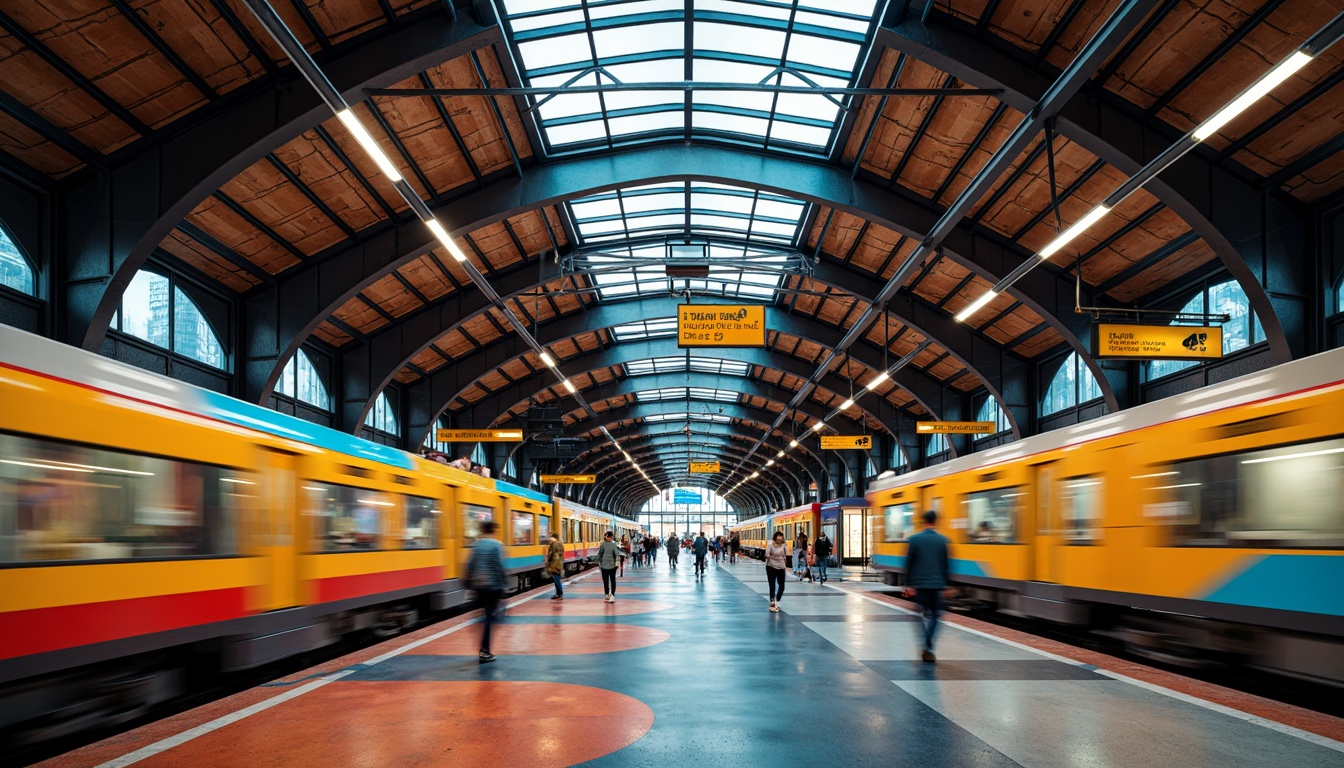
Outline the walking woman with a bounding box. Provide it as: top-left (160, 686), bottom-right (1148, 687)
top-left (793, 530), bottom-right (810, 580)
top-left (598, 531), bottom-right (622, 602)
top-left (765, 531), bottom-right (789, 612)
top-left (546, 531), bottom-right (565, 600)
top-left (619, 534), bottom-right (630, 576)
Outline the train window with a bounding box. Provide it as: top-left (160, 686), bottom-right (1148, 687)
top-left (538, 514), bottom-right (550, 541)
top-left (404, 496), bottom-right (440, 549)
top-left (304, 482), bottom-right (389, 551)
top-left (964, 488), bottom-right (1020, 543)
top-left (883, 503), bottom-right (916, 542)
top-left (511, 511), bottom-right (535, 545)
top-left (1163, 437), bottom-right (1344, 548)
top-left (1059, 477), bottom-right (1103, 544)
top-left (462, 504), bottom-right (494, 541)
top-left (0, 433), bottom-right (246, 563)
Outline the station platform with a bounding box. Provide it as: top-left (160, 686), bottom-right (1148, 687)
top-left (45, 559), bottom-right (1344, 767)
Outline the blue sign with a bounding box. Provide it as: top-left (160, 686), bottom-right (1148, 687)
top-left (673, 489), bottom-right (702, 505)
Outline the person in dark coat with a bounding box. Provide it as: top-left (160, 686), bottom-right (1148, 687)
top-left (666, 533), bottom-right (680, 570)
top-left (903, 510), bottom-right (954, 663)
top-left (813, 532), bottom-right (833, 584)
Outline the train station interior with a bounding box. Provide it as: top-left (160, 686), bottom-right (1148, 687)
top-left (1, 0), bottom-right (1342, 765)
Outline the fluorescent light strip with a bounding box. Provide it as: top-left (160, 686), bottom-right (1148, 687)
top-left (336, 109), bottom-right (403, 182)
top-left (811, 422), bottom-right (825, 432)
top-left (865, 371), bottom-right (889, 390)
top-left (540, 352), bottom-right (556, 368)
top-left (1037, 205), bottom-right (1111, 260)
top-left (1194, 51), bottom-right (1313, 141)
top-left (839, 398), bottom-right (854, 410)
top-left (563, 379), bottom-right (577, 394)
top-left (955, 291), bottom-right (998, 323)
top-left (425, 218), bottom-right (469, 262)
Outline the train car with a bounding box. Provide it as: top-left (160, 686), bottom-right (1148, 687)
top-left (728, 513), bottom-right (771, 559)
top-left (0, 325), bottom-right (554, 739)
top-left (555, 497), bottom-right (616, 572)
top-left (867, 345), bottom-right (1344, 684)
top-left (728, 502), bottom-right (821, 560)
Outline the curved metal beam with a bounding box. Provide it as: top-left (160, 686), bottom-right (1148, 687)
top-left (567, 426), bottom-right (821, 486)
top-left (583, 441), bottom-right (802, 496)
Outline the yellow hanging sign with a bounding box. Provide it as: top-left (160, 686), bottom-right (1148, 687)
top-left (916, 422), bottom-right (996, 434)
top-left (1093, 323), bottom-right (1223, 360)
top-left (540, 474), bottom-right (596, 484)
top-left (820, 435), bottom-right (872, 450)
top-left (436, 429), bottom-right (524, 442)
top-left (677, 304), bottom-right (766, 347)
top-left (689, 461), bottom-right (721, 473)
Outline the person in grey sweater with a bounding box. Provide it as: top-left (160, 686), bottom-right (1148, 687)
top-left (903, 510), bottom-right (954, 662)
top-left (597, 531), bottom-right (622, 602)
top-left (764, 531), bottom-right (789, 612)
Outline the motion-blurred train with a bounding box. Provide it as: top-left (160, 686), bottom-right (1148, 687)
top-left (867, 345), bottom-right (1344, 685)
top-left (0, 325), bottom-right (637, 741)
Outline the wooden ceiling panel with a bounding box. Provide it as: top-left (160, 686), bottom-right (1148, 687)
top-left (978, 139), bottom-right (1123, 249)
top-left (857, 58), bottom-right (955, 179)
top-left (843, 48), bottom-right (901, 164)
top-left (320, 107), bottom-right (412, 214)
top-left (931, 102), bottom-right (1022, 208)
top-left (863, 314), bottom-right (908, 350)
top-left (982, 305), bottom-right (1045, 344)
top-left (185, 196), bottom-right (299, 274)
top-left (371, 82), bottom-right (476, 198)
top-left (1038, 0), bottom-right (1127, 71)
top-left (432, 328), bottom-right (476, 359)
top-left (330, 297), bottom-right (389, 335)
top-left (943, 275), bottom-right (1012, 323)
top-left (1233, 64), bottom-right (1344, 172)
top-left (218, 160), bottom-right (347, 256)
top-left (407, 344), bottom-right (447, 373)
top-left (815, 294), bottom-right (858, 328)
top-left (1108, 238), bottom-right (1219, 303)
top-left (0, 29), bottom-right (140, 153)
top-left (128, 0), bottom-right (269, 95)
top-left (1280, 146), bottom-right (1344, 203)
top-left (399, 255), bottom-right (457, 301)
top-left (846, 221), bottom-right (907, 275)
top-left (927, 354), bottom-right (966, 382)
top-left (810, 209), bottom-right (865, 257)
top-left (272, 130), bottom-right (387, 232)
top-left (475, 368), bottom-right (512, 396)
top-left (0, 111), bottom-right (82, 176)
top-left (909, 256), bottom-right (971, 303)
top-left (424, 51), bottom-right (527, 177)
top-left (309, 0), bottom-right (432, 46)
top-left (8, 3), bottom-right (207, 130)
top-left (392, 368), bottom-right (419, 384)
top-left (363, 273), bottom-right (422, 317)
top-left (158, 230), bottom-right (259, 293)
top-left (893, 92), bottom-right (1005, 199)
top-left (312, 320), bottom-right (354, 347)
top-left (459, 310), bottom-right (505, 348)
top-left (467, 220), bottom-right (524, 271)
top-left (1013, 327), bottom-right (1064, 357)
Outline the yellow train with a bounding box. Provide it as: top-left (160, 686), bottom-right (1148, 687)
top-left (0, 325), bottom-right (631, 739)
top-left (867, 345), bottom-right (1344, 684)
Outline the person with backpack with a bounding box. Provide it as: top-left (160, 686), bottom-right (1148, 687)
top-left (813, 532), bottom-right (833, 584)
top-left (467, 520), bottom-right (506, 663)
top-left (692, 531), bottom-right (709, 577)
top-left (666, 533), bottom-right (680, 570)
top-left (597, 531), bottom-right (622, 602)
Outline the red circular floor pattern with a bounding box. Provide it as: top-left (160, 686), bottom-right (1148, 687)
top-left (136, 681), bottom-right (653, 767)
top-left (566, 584), bottom-right (658, 593)
top-left (508, 597), bottom-right (674, 616)
top-left (418, 623), bottom-right (669, 655)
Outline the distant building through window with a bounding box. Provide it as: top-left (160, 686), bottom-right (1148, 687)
top-left (112, 270), bottom-right (225, 369)
top-left (276, 349), bottom-right (331, 410)
top-left (925, 433), bottom-right (948, 457)
top-left (975, 397), bottom-right (1012, 437)
top-left (1042, 352), bottom-right (1102, 417)
top-left (1148, 279), bottom-right (1265, 380)
top-left (0, 223), bottom-right (34, 295)
top-left (364, 391), bottom-right (398, 436)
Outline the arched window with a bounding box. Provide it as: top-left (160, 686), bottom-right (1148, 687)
top-left (1042, 352), bottom-right (1101, 416)
top-left (975, 396), bottom-right (1012, 436)
top-left (865, 454), bottom-right (877, 478)
top-left (112, 270), bottom-right (225, 369)
top-left (505, 455), bottom-right (517, 480)
top-left (0, 223), bottom-right (35, 295)
top-left (471, 443), bottom-right (488, 466)
top-left (364, 391), bottom-right (398, 435)
top-left (276, 349), bottom-right (330, 410)
top-left (925, 433), bottom-right (948, 457)
top-left (1149, 279), bottom-right (1266, 380)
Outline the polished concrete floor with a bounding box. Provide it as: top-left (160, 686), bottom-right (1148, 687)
top-left (50, 557), bottom-right (1344, 767)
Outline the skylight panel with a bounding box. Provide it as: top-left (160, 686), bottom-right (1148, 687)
top-left (695, 23), bottom-right (786, 60)
top-left (593, 22), bottom-right (682, 59)
top-left (768, 122), bottom-right (833, 147)
top-left (502, 0), bottom-right (572, 15)
top-left (608, 112), bottom-right (684, 137)
top-left (693, 111), bottom-right (771, 136)
top-left (571, 198), bottom-right (624, 219)
top-left (612, 318), bottom-right (678, 341)
top-left (785, 35), bottom-right (861, 73)
top-left (545, 121), bottom-right (609, 145)
top-left (576, 218), bottom-right (628, 236)
top-left (509, 9), bottom-right (586, 33)
top-left (588, 0), bottom-right (682, 20)
top-left (517, 33), bottom-right (592, 70)
top-left (691, 192), bottom-right (753, 215)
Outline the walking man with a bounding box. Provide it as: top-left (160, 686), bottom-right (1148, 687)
top-left (546, 531), bottom-right (565, 600)
top-left (666, 532), bottom-right (680, 570)
top-left (692, 531), bottom-right (709, 577)
top-left (598, 531), bottom-right (622, 602)
top-left (903, 510), bottom-right (954, 662)
top-left (467, 520), bottom-right (506, 663)
top-left (813, 531), bottom-right (833, 584)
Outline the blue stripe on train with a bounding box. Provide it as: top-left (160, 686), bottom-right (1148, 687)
top-left (495, 480), bottom-right (549, 503)
top-left (871, 554), bottom-right (991, 578)
top-left (504, 554), bottom-right (544, 571)
top-left (1201, 554), bottom-right (1344, 617)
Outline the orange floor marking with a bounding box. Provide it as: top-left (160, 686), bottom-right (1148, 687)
top-left (416, 623), bottom-right (669, 655)
top-left (507, 598), bottom-right (674, 616)
top-left (129, 681), bottom-right (652, 767)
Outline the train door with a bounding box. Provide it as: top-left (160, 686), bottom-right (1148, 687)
top-left (1033, 462), bottom-right (1057, 583)
top-left (258, 448), bottom-right (299, 610)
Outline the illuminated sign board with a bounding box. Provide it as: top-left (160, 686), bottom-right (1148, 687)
top-left (820, 435), bottom-right (872, 450)
top-left (540, 474), bottom-right (596, 484)
top-left (1093, 323), bottom-right (1223, 361)
top-left (672, 489), bottom-right (703, 504)
top-left (436, 429), bottom-right (524, 442)
top-left (677, 304), bottom-right (766, 347)
top-left (916, 422), bottom-right (996, 434)
top-left (689, 461), bottom-right (720, 473)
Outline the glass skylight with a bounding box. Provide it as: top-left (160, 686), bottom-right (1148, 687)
top-left (636, 387), bottom-right (740, 403)
top-left (624, 356), bottom-right (752, 376)
top-left (569, 181), bottom-right (808, 301)
top-left (498, 0), bottom-right (881, 156)
top-left (643, 412), bottom-right (734, 424)
top-left (611, 318), bottom-right (679, 341)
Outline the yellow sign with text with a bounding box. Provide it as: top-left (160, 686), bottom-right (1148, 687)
top-left (677, 304), bottom-right (766, 348)
top-left (1093, 323), bottom-right (1223, 361)
top-left (689, 461), bottom-right (721, 473)
top-left (916, 421), bottom-right (996, 434)
top-left (540, 474), bottom-right (596, 484)
top-left (436, 429), bottom-right (524, 442)
top-left (820, 435), bottom-right (872, 450)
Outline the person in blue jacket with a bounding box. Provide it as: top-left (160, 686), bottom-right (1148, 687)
top-left (903, 510), bottom-right (955, 663)
top-left (692, 531), bottom-right (709, 576)
top-left (467, 520), bottom-right (506, 663)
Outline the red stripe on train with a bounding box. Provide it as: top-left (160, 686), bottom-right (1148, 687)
top-left (0, 588), bottom-right (249, 660)
top-left (311, 566), bottom-right (442, 603)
